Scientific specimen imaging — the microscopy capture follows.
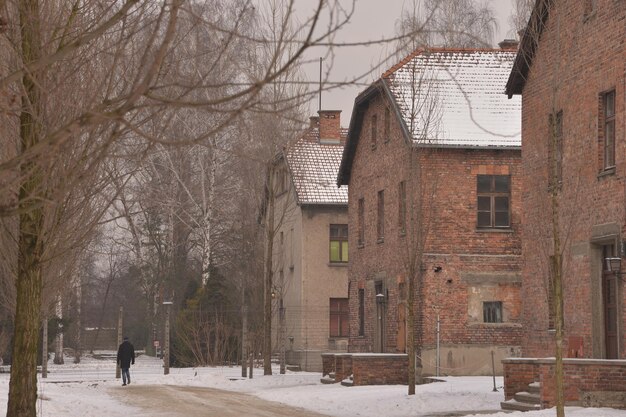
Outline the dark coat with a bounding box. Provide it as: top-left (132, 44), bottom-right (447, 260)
top-left (117, 340), bottom-right (135, 368)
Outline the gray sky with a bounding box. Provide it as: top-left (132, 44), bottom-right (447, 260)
top-left (299, 0), bottom-right (516, 125)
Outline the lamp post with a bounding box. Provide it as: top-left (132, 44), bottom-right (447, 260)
top-left (116, 306), bottom-right (123, 379)
top-left (163, 301), bottom-right (173, 375)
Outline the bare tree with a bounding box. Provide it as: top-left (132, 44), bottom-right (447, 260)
top-left (508, 0), bottom-right (534, 39)
top-left (1, 1), bottom-right (361, 414)
top-left (396, 0), bottom-right (498, 50)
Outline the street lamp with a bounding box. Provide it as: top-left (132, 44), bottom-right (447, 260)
top-left (163, 301), bottom-right (173, 375)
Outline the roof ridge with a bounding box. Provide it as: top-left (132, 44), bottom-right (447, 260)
top-left (382, 46), bottom-right (515, 79)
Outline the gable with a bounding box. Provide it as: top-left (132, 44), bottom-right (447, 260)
top-left (339, 48), bottom-right (522, 186)
top-left (387, 49), bottom-right (521, 148)
top-left (506, 0), bottom-right (553, 97)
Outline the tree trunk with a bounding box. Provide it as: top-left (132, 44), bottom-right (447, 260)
top-left (550, 119), bottom-right (565, 417)
top-left (263, 169), bottom-right (275, 376)
top-left (279, 300), bottom-right (285, 374)
top-left (241, 304), bottom-right (247, 377)
top-left (41, 318), bottom-right (48, 378)
top-left (54, 296), bottom-right (64, 364)
top-left (407, 268), bottom-right (416, 395)
top-left (7, 0), bottom-right (44, 414)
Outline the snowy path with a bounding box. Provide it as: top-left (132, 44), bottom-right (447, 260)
top-left (2, 353), bottom-right (626, 416)
top-left (112, 384), bottom-right (332, 417)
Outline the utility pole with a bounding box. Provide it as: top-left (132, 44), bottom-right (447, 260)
top-left (163, 301), bottom-right (173, 375)
top-left (116, 306), bottom-right (123, 379)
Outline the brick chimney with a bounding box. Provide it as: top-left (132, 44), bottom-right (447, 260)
top-left (318, 110), bottom-right (341, 144)
top-left (498, 39), bottom-right (519, 50)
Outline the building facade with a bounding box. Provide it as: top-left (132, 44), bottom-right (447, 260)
top-left (506, 0), bottom-right (626, 361)
top-left (501, 1), bottom-right (626, 409)
top-left (338, 46), bottom-right (524, 376)
top-left (271, 111), bottom-right (349, 371)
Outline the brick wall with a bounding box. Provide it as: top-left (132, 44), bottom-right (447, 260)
top-left (502, 358), bottom-right (540, 400)
top-left (321, 353), bottom-right (335, 377)
top-left (335, 354), bottom-right (353, 382)
top-left (504, 358), bottom-right (626, 409)
top-left (519, 0), bottom-right (626, 359)
top-left (351, 354), bottom-right (408, 385)
top-left (346, 92), bottom-right (523, 374)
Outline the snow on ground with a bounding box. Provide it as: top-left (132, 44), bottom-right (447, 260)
top-left (1, 352), bottom-right (625, 416)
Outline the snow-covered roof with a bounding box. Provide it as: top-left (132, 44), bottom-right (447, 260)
top-left (385, 48), bottom-right (521, 148)
top-left (284, 130), bottom-right (348, 206)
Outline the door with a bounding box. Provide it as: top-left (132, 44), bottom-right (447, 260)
top-left (603, 245), bottom-right (619, 359)
top-left (374, 282), bottom-right (385, 353)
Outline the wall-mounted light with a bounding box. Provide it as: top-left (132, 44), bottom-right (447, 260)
top-left (376, 292), bottom-right (386, 304)
top-left (605, 257), bottom-right (622, 274)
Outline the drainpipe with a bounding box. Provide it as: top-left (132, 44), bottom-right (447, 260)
top-left (436, 313), bottom-right (440, 377)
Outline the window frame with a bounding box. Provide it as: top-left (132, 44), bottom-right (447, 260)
top-left (384, 107), bottom-right (390, 143)
top-left (329, 298), bottom-right (349, 337)
top-left (371, 114), bottom-right (378, 149)
top-left (377, 190), bottom-right (385, 242)
top-left (476, 175), bottom-right (511, 229)
top-left (601, 90), bottom-right (616, 171)
top-left (483, 301), bottom-right (503, 323)
top-left (398, 180), bottom-right (406, 235)
top-left (358, 289), bottom-right (365, 336)
top-left (357, 198), bottom-right (365, 247)
top-left (329, 224), bottom-right (349, 263)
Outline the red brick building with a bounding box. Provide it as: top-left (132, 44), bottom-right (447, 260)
top-left (337, 45), bottom-right (523, 376)
top-left (502, 0), bottom-right (626, 410)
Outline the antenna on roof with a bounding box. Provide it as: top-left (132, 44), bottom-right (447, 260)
top-left (318, 57), bottom-right (322, 112)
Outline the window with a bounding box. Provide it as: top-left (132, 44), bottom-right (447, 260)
top-left (477, 175), bottom-right (510, 228)
top-left (548, 111), bottom-right (563, 186)
top-left (276, 167), bottom-right (288, 194)
top-left (601, 90), bottom-right (616, 170)
top-left (377, 190), bottom-right (385, 241)
top-left (398, 181), bottom-right (406, 235)
top-left (358, 198), bottom-right (365, 246)
top-left (358, 289), bottom-right (365, 336)
top-left (329, 224), bottom-right (348, 263)
top-left (371, 114), bottom-right (377, 148)
top-left (483, 301), bottom-right (503, 323)
top-left (330, 298), bottom-right (349, 337)
top-left (384, 108), bottom-right (390, 142)
top-left (289, 228), bottom-right (294, 269)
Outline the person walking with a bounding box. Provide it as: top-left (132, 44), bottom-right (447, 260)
top-left (117, 336), bottom-right (135, 386)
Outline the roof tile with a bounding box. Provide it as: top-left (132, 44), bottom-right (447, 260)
top-left (386, 49), bottom-right (521, 148)
top-left (284, 130), bottom-right (348, 205)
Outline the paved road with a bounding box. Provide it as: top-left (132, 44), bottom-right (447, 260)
top-left (112, 385), bottom-right (333, 417)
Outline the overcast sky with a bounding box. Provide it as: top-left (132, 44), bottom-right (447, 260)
top-left (298, 0), bottom-right (516, 125)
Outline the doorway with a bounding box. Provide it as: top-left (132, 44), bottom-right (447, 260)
top-left (374, 282), bottom-right (385, 353)
top-left (602, 244), bottom-right (619, 359)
